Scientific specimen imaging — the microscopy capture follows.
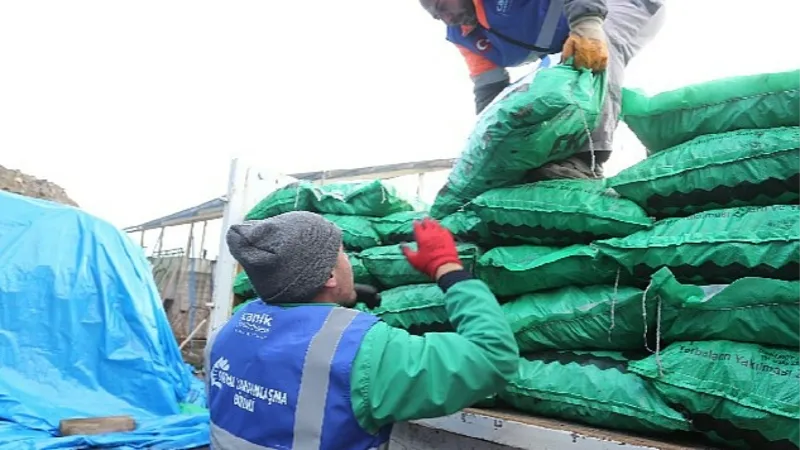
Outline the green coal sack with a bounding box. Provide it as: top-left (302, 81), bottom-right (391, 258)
top-left (372, 211), bottom-right (491, 245)
top-left (469, 179), bottom-right (652, 246)
top-left (245, 181), bottom-right (315, 220)
top-left (245, 180), bottom-right (414, 220)
top-left (233, 271), bottom-right (255, 298)
top-left (500, 350), bottom-right (690, 434)
top-left (630, 341), bottom-right (800, 449)
top-left (360, 243), bottom-right (481, 289)
top-left (440, 210), bottom-right (492, 244)
top-left (594, 205), bottom-right (800, 284)
top-left (476, 244), bottom-right (622, 297)
top-left (371, 211), bottom-right (427, 244)
top-left (607, 127), bottom-right (800, 217)
top-left (312, 180), bottom-right (414, 217)
top-left (430, 64), bottom-right (606, 218)
top-left (368, 284), bottom-right (451, 335)
top-left (622, 69), bottom-right (800, 153)
top-left (649, 267), bottom-right (800, 348)
top-left (322, 214), bottom-right (382, 251)
top-left (502, 285), bottom-right (657, 352)
top-left (349, 252), bottom-right (379, 286)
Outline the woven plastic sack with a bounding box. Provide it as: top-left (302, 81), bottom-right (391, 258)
top-left (371, 211), bottom-right (427, 244)
top-left (360, 243), bottom-right (481, 289)
top-left (312, 180), bottom-right (415, 217)
top-left (323, 214), bottom-right (381, 251)
top-left (502, 284), bottom-right (659, 352)
top-left (469, 179), bottom-right (653, 246)
top-left (245, 180), bottom-right (414, 220)
top-left (648, 267), bottom-right (800, 348)
top-left (594, 205), bottom-right (800, 284)
top-left (607, 127), bottom-right (800, 217)
top-left (630, 341), bottom-right (800, 449)
top-left (500, 351), bottom-right (690, 434)
top-left (440, 210), bottom-right (492, 244)
top-left (348, 253), bottom-right (379, 286)
top-left (622, 69), bottom-right (800, 153)
top-left (233, 271), bottom-right (255, 298)
top-left (476, 244), bottom-right (622, 297)
top-left (245, 181), bottom-right (314, 220)
top-left (368, 284), bottom-right (451, 335)
top-left (430, 64), bottom-right (606, 218)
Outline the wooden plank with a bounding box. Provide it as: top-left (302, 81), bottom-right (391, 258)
top-left (59, 415), bottom-right (136, 436)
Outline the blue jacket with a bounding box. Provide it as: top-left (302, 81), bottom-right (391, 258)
top-left (447, 0), bottom-right (571, 72)
top-left (207, 302), bottom-right (391, 449)
top-left (446, 0), bottom-right (607, 112)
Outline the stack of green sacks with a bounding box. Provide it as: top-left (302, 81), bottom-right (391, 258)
top-left (585, 69), bottom-right (800, 449)
top-left (361, 58), bottom-right (609, 341)
top-left (231, 180), bottom-right (418, 312)
top-left (403, 69), bottom-right (800, 444)
top-left (459, 179), bottom-right (702, 437)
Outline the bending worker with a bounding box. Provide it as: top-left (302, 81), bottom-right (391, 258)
top-left (205, 212), bottom-right (519, 449)
top-left (419, 0), bottom-right (665, 179)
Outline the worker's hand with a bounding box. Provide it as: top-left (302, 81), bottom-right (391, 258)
top-left (354, 284), bottom-right (382, 309)
top-left (402, 218), bottom-right (462, 280)
top-left (562, 16), bottom-right (609, 72)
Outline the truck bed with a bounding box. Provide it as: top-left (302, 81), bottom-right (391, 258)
top-left (397, 408), bottom-right (720, 450)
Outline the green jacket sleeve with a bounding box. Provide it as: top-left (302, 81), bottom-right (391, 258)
top-left (349, 277), bottom-right (519, 434)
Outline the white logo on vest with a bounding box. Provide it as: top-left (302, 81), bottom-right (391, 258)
top-left (234, 311), bottom-right (273, 339)
top-left (210, 356), bottom-right (231, 390)
top-left (209, 356), bottom-right (289, 413)
top-left (496, 0), bottom-right (513, 14)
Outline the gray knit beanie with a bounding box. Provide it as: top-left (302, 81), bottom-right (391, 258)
top-left (226, 211), bottom-right (343, 304)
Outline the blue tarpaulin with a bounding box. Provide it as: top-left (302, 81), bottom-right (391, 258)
top-left (0, 191), bottom-right (210, 449)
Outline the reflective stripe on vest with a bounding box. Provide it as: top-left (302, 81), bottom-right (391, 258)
top-left (536, 0), bottom-right (564, 49)
top-left (484, 0), bottom-right (565, 53)
top-left (292, 307), bottom-right (358, 449)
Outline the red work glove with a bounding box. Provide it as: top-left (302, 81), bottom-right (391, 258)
top-left (402, 218), bottom-right (462, 279)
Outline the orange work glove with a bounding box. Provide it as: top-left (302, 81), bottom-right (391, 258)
top-left (561, 16), bottom-right (609, 72)
top-left (401, 218), bottom-right (462, 280)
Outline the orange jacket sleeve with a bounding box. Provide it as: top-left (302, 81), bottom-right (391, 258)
top-left (456, 44), bottom-right (499, 79)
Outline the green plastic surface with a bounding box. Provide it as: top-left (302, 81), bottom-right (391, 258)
top-left (476, 244), bottom-right (622, 297)
top-left (630, 340), bottom-right (800, 449)
top-left (594, 205), bottom-right (800, 284)
top-left (470, 179), bottom-right (653, 246)
top-left (431, 64), bottom-right (606, 217)
top-left (607, 127), bottom-right (800, 217)
top-left (501, 350), bottom-right (690, 434)
top-left (650, 267), bottom-right (800, 348)
top-left (622, 69), bottom-right (800, 153)
top-left (360, 243), bottom-right (481, 289)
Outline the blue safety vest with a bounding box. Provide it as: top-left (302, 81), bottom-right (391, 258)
top-left (207, 302), bottom-right (391, 450)
top-left (446, 0), bottom-right (571, 68)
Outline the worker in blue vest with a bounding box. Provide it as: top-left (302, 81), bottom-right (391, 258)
top-left (419, 0), bottom-right (665, 179)
top-left (205, 211), bottom-right (519, 449)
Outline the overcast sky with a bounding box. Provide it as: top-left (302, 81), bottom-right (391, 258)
top-left (1, 0), bottom-right (798, 255)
